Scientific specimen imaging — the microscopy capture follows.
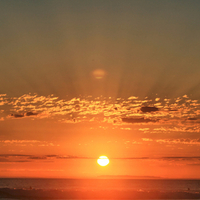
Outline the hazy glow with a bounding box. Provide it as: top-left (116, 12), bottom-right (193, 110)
top-left (92, 69), bottom-right (106, 79)
top-left (97, 156), bottom-right (109, 166)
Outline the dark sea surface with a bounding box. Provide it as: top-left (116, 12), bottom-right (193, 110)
top-left (0, 178), bottom-right (200, 199)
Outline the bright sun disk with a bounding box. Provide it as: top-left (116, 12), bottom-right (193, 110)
top-left (97, 155), bottom-right (109, 166)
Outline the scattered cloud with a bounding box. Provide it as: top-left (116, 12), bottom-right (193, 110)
top-left (156, 138), bottom-right (200, 145)
top-left (142, 138), bottom-right (153, 142)
top-left (1, 93), bottom-right (200, 134)
top-left (0, 140), bottom-right (59, 147)
top-left (139, 128), bottom-right (150, 132)
top-left (120, 127), bottom-right (132, 131)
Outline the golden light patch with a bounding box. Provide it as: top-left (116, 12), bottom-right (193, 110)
top-left (92, 69), bottom-right (106, 79)
top-left (97, 155), bottom-right (109, 166)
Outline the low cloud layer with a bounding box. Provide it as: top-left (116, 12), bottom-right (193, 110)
top-left (1, 154), bottom-right (200, 164)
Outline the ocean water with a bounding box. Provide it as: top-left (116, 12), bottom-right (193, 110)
top-left (0, 178), bottom-right (200, 199)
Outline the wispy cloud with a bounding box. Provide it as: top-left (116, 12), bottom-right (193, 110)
top-left (0, 140), bottom-right (59, 147)
top-left (142, 138), bottom-right (153, 142)
top-left (1, 154), bottom-right (200, 165)
top-left (156, 138), bottom-right (200, 145)
top-left (0, 154), bottom-right (91, 162)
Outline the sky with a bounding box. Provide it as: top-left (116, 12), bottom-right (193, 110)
top-left (0, 0), bottom-right (200, 179)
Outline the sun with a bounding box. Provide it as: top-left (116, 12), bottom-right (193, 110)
top-left (97, 155), bottom-right (109, 166)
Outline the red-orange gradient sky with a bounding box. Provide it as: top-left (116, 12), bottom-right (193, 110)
top-left (1, 0), bottom-right (200, 179)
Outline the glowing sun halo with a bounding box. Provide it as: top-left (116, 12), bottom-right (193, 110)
top-left (97, 156), bottom-right (109, 166)
top-left (92, 69), bottom-right (106, 79)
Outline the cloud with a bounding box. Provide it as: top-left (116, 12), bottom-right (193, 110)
top-left (121, 117), bottom-right (158, 123)
top-left (114, 156), bottom-right (200, 162)
top-left (120, 127), bottom-right (132, 130)
top-left (153, 125), bottom-right (200, 133)
top-left (161, 156), bottom-right (200, 161)
top-left (115, 157), bottom-right (150, 160)
top-left (26, 112), bottom-right (38, 116)
top-left (46, 155), bottom-right (57, 158)
top-left (1, 154), bottom-right (200, 163)
top-left (139, 128), bottom-right (150, 132)
top-left (56, 155), bottom-right (90, 159)
top-left (140, 106), bottom-right (159, 112)
top-left (0, 140), bottom-right (59, 147)
top-left (128, 96), bottom-right (138, 100)
top-left (0, 154), bottom-right (31, 157)
top-left (142, 138), bottom-right (153, 142)
top-left (187, 117), bottom-right (198, 120)
top-left (10, 112), bottom-right (38, 118)
top-left (10, 113), bottom-right (24, 118)
top-left (187, 163), bottom-right (200, 166)
top-left (28, 156), bottom-right (48, 160)
top-left (0, 154), bottom-right (31, 162)
top-left (156, 138), bottom-right (200, 145)
top-left (1, 93), bottom-right (200, 135)
top-left (0, 154), bottom-right (91, 162)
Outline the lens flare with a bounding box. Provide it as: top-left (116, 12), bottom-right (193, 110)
top-left (92, 69), bottom-right (106, 79)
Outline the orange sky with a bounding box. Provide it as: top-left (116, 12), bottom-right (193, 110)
top-left (1, 0), bottom-right (200, 179)
top-left (1, 94), bottom-right (200, 178)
